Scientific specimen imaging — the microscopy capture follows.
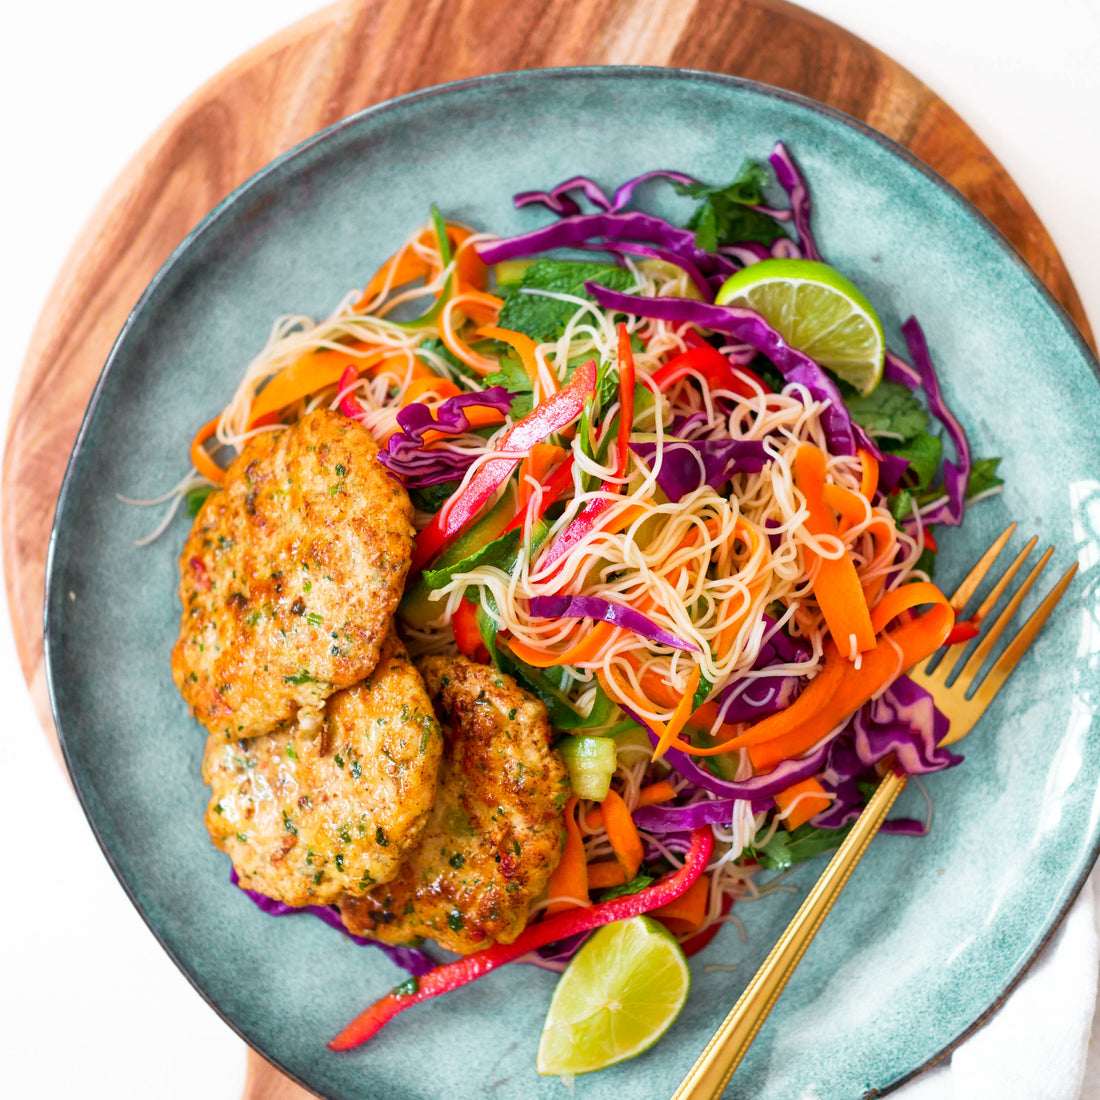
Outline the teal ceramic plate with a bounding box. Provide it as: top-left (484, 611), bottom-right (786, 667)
top-left (45, 69), bottom-right (1100, 1099)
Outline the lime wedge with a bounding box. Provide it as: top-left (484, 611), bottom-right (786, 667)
top-left (715, 258), bottom-right (885, 395)
top-left (537, 916), bottom-right (691, 1076)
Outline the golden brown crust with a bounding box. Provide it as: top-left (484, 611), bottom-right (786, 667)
top-left (171, 409), bottom-right (414, 739)
top-left (339, 656), bottom-right (571, 953)
top-left (203, 629), bottom-right (442, 906)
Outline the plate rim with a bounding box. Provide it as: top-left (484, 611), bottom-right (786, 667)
top-left (43, 64), bottom-right (1100, 1099)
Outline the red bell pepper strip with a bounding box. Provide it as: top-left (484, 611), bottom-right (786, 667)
top-left (503, 453), bottom-right (576, 534)
top-left (944, 618), bottom-right (979, 646)
top-left (338, 365), bottom-right (369, 420)
top-left (451, 598), bottom-right (488, 662)
top-left (410, 360), bottom-right (597, 573)
top-left (650, 335), bottom-right (768, 399)
top-left (535, 332), bottom-right (636, 572)
top-left (615, 323), bottom-right (635, 480)
top-left (328, 826), bottom-right (714, 1051)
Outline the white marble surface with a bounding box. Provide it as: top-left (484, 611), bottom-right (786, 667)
top-left (2, 2), bottom-right (1097, 1097)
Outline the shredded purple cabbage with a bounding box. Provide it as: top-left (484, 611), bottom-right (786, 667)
top-left (229, 870), bottom-right (436, 976)
top-left (513, 169), bottom-right (700, 219)
top-left (629, 438), bottom-right (769, 502)
top-left (585, 284), bottom-right (859, 455)
top-left (476, 210), bottom-right (736, 282)
top-left (901, 318), bottom-right (971, 526)
top-left (594, 240), bottom-right (714, 300)
top-left (768, 142), bottom-right (822, 262)
top-left (514, 176), bottom-right (613, 216)
top-left (378, 386), bottom-right (514, 487)
top-left (812, 675), bottom-right (961, 829)
top-left (528, 595), bottom-right (699, 652)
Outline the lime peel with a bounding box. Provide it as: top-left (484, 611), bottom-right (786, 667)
top-left (537, 915), bottom-right (691, 1076)
top-left (716, 258), bottom-right (885, 396)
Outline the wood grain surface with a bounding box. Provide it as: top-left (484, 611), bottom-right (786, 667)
top-left (4, 1), bottom-right (1094, 1096)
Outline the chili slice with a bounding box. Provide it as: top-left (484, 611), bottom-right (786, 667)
top-left (328, 826), bottom-right (713, 1051)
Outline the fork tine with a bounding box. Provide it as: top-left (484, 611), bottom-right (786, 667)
top-left (923, 524), bottom-right (1021, 684)
top-left (948, 522), bottom-right (1017, 610)
top-left (969, 563), bottom-right (1078, 710)
top-left (955, 545), bottom-right (1054, 685)
top-left (936, 535), bottom-right (1041, 682)
top-left (966, 535), bottom-right (1040, 626)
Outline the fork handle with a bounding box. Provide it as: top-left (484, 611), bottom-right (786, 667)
top-left (670, 768), bottom-right (909, 1100)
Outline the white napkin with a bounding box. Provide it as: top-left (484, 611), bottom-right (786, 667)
top-left (895, 865), bottom-right (1100, 1100)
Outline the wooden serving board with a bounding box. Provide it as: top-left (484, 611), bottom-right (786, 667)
top-left (4, 1), bottom-right (1093, 1096)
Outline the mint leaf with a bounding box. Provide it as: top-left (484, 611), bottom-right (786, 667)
top-left (844, 380), bottom-right (930, 441)
top-left (888, 434), bottom-right (942, 491)
top-left (496, 260), bottom-right (635, 343)
top-left (967, 457), bottom-right (1004, 498)
top-left (676, 161), bottom-right (788, 250)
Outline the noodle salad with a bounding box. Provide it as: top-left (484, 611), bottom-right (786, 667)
top-left (159, 142), bottom-right (1002, 1062)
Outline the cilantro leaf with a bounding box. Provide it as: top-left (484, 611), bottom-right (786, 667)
top-left (676, 160), bottom-right (788, 251)
top-left (844, 380), bottom-right (930, 442)
top-left (967, 457), bottom-right (1004, 498)
top-left (481, 355), bottom-right (534, 419)
top-left (496, 260), bottom-right (635, 343)
top-left (751, 822), bottom-right (854, 871)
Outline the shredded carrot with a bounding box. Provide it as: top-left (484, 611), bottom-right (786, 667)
top-left (600, 790), bottom-right (645, 880)
top-left (585, 779), bottom-right (677, 829)
top-left (506, 621), bottom-right (622, 668)
top-left (597, 665), bottom-right (668, 745)
top-left (710, 651), bottom-right (848, 754)
top-left (774, 777), bottom-right (832, 830)
top-left (868, 580), bottom-right (950, 634)
top-left (352, 247), bottom-right (431, 311)
top-left (794, 444), bottom-right (875, 655)
top-left (651, 665), bottom-right (702, 761)
top-left (586, 860), bottom-right (627, 889)
top-left (479, 325), bottom-right (554, 400)
top-left (637, 779), bottom-right (678, 808)
top-left (452, 289), bottom-right (503, 324)
top-left (450, 228), bottom-right (489, 293)
top-left (190, 417), bottom-right (226, 484)
top-left (545, 796), bottom-right (589, 916)
top-left (821, 480), bottom-right (897, 606)
top-left (747, 592), bottom-right (954, 771)
top-left (857, 447), bottom-right (879, 501)
top-left (400, 376), bottom-right (462, 406)
top-left (652, 873), bottom-right (710, 934)
top-left (439, 294), bottom-right (502, 373)
top-left (514, 443), bottom-right (567, 517)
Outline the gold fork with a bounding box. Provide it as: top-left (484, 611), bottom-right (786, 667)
top-left (671, 523), bottom-right (1078, 1100)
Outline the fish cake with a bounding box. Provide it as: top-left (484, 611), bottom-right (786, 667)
top-left (340, 656), bottom-right (571, 953)
top-left (204, 630), bottom-right (443, 906)
top-left (172, 408), bottom-right (414, 740)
